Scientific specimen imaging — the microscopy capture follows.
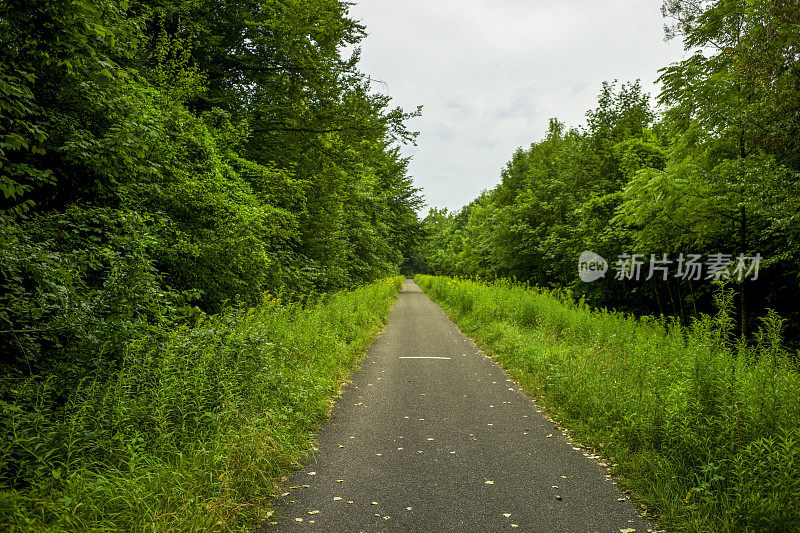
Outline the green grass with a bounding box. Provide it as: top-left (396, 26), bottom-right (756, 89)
top-left (0, 276), bottom-right (403, 532)
top-left (415, 274), bottom-right (800, 532)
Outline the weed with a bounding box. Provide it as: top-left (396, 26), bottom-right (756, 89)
top-left (415, 274), bottom-right (800, 532)
top-left (0, 277), bottom-right (403, 531)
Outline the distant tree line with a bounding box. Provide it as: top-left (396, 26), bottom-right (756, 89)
top-left (414, 0), bottom-right (800, 344)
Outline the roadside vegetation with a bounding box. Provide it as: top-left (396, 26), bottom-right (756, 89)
top-left (1, 277), bottom-right (402, 531)
top-left (416, 274), bottom-right (800, 532)
top-left (1, 0), bottom-right (416, 529)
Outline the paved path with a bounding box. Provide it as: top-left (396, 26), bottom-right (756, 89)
top-left (263, 280), bottom-right (652, 532)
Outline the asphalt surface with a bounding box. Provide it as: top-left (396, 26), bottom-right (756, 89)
top-left (263, 280), bottom-right (653, 532)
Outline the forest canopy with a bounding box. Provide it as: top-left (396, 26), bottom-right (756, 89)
top-left (414, 0), bottom-right (800, 344)
top-left (0, 0), bottom-right (422, 380)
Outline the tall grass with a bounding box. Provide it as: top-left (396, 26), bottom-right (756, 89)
top-left (416, 274), bottom-right (800, 532)
top-left (0, 277), bottom-right (403, 531)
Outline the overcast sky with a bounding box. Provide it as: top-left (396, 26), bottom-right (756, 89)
top-left (347, 0), bottom-right (689, 213)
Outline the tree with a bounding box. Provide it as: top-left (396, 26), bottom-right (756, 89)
top-left (0, 0), bottom-right (423, 379)
top-left (654, 0), bottom-right (800, 336)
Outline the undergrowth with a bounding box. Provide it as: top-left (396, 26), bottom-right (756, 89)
top-left (415, 274), bottom-right (800, 532)
top-left (0, 277), bottom-right (403, 531)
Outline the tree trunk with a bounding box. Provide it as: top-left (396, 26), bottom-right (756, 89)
top-left (740, 204), bottom-right (747, 339)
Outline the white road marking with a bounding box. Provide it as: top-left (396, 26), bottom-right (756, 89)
top-left (398, 356), bottom-right (451, 359)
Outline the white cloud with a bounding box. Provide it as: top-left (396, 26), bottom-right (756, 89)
top-left (349, 0), bottom-right (688, 212)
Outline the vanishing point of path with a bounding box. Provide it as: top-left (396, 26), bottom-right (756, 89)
top-left (264, 280), bottom-right (653, 532)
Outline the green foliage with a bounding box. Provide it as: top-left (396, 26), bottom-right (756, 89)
top-left (0, 0), bottom-right (421, 373)
top-left (415, 1), bottom-right (800, 339)
top-left (0, 277), bottom-right (402, 531)
top-left (416, 80), bottom-right (659, 292)
top-left (416, 274), bottom-right (800, 531)
top-left (1, 0), bottom-right (418, 529)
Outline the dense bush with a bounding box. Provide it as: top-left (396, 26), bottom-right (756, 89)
top-left (0, 277), bottom-right (402, 531)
